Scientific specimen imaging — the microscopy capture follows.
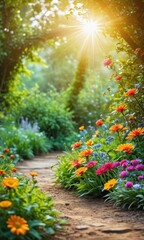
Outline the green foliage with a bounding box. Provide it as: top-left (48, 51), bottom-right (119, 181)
top-left (0, 150), bottom-right (65, 240)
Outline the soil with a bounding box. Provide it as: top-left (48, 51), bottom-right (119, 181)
top-left (17, 152), bottom-right (144, 240)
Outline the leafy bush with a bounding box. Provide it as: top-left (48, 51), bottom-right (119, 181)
top-left (0, 150), bottom-right (65, 240)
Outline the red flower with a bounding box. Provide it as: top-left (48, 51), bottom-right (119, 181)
top-left (103, 58), bottom-right (112, 67)
top-left (115, 105), bottom-right (127, 112)
top-left (126, 88), bottom-right (138, 96)
top-left (10, 155), bottom-right (15, 159)
top-left (71, 141), bottom-right (82, 149)
top-left (95, 119), bottom-right (103, 126)
top-left (115, 75), bottom-right (122, 81)
top-left (4, 148), bottom-right (10, 153)
top-left (95, 162), bottom-right (114, 175)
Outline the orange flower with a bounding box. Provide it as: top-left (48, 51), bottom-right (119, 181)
top-left (80, 149), bottom-right (93, 157)
top-left (126, 88), bottom-right (138, 96)
top-left (122, 127), bottom-right (128, 132)
top-left (115, 105), bottom-right (127, 112)
top-left (86, 139), bottom-right (93, 146)
top-left (7, 215), bottom-right (29, 235)
top-left (75, 167), bottom-right (87, 176)
top-left (12, 168), bottom-right (17, 173)
top-left (71, 141), bottom-right (82, 149)
top-left (109, 124), bottom-right (123, 132)
top-left (70, 158), bottom-right (85, 168)
top-left (95, 130), bottom-right (99, 137)
top-left (4, 148), bottom-right (10, 153)
top-left (104, 179), bottom-right (118, 190)
top-left (10, 155), bottom-right (15, 159)
top-left (126, 128), bottom-right (144, 140)
top-left (115, 75), bottom-right (122, 81)
top-left (0, 170), bottom-right (6, 175)
top-left (0, 200), bottom-right (12, 208)
top-left (129, 116), bottom-right (136, 120)
top-left (95, 119), bottom-right (103, 126)
top-left (2, 177), bottom-right (19, 188)
top-left (29, 172), bottom-right (38, 177)
top-left (79, 125), bottom-right (84, 131)
top-left (115, 143), bottom-right (135, 154)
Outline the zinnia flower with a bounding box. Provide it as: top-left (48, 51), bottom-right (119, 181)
top-left (80, 149), bottom-right (93, 157)
top-left (103, 58), bottom-right (112, 67)
top-left (0, 200), bottom-right (12, 208)
top-left (86, 160), bottom-right (98, 168)
top-left (29, 172), bottom-right (38, 177)
top-left (79, 125), bottom-right (84, 131)
top-left (131, 159), bottom-right (139, 166)
top-left (109, 124), bottom-right (123, 132)
top-left (2, 177), bottom-right (19, 188)
top-left (86, 139), bottom-right (93, 146)
top-left (126, 128), bottom-right (144, 140)
top-left (4, 148), bottom-right (10, 153)
top-left (75, 167), bottom-right (87, 176)
top-left (115, 75), bottom-right (122, 80)
top-left (115, 105), bottom-right (127, 112)
top-left (7, 215), bottom-right (29, 235)
top-left (119, 171), bottom-right (128, 178)
top-left (104, 179), bottom-right (117, 190)
top-left (126, 88), bottom-right (138, 96)
top-left (95, 119), bottom-right (103, 126)
top-left (138, 175), bottom-right (144, 180)
top-left (70, 158), bottom-right (85, 168)
top-left (126, 166), bottom-right (135, 171)
top-left (125, 181), bottom-right (133, 188)
top-left (115, 143), bottom-right (135, 153)
top-left (135, 164), bottom-right (144, 171)
top-left (71, 141), bottom-right (82, 149)
top-left (0, 170), bottom-right (6, 175)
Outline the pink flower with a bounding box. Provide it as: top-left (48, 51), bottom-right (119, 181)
top-left (135, 164), bottom-right (144, 171)
top-left (103, 58), bottom-right (112, 67)
top-left (126, 166), bottom-right (135, 171)
top-left (120, 159), bottom-right (128, 168)
top-left (86, 161), bottom-right (98, 168)
top-left (113, 162), bottom-right (120, 167)
top-left (130, 160), bottom-right (140, 166)
top-left (119, 171), bottom-right (128, 178)
top-left (138, 175), bottom-right (144, 181)
top-left (125, 181), bottom-right (133, 188)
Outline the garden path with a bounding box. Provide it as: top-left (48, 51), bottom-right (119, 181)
top-left (17, 152), bottom-right (144, 240)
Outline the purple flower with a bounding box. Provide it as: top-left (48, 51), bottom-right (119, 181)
top-left (133, 184), bottom-right (140, 190)
top-left (119, 171), bottom-right (128, 178)
top-left (131, 159), bottom-right (139, 166)
top-left (86, 161), bottom-right (98, 168)
top-left (120, 159), bottom-right (128, 165)
top-left (113, 162), bottom-right (120, 167)
top-left (126, 166), bottom-right (135, 171)
top-left (125, 181), bottom-right (133, 188)
top-left (135, 164), bottom-right (144, 171)
top-left (138, 175), bottom-right (144, 181)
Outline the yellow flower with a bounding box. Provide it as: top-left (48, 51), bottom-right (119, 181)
top-left (75, 167), bottom-right (87, 176)
top-left (29, 171), bottom-right (38, 177)
top-left (7, 215), bottom-right (29, 235)
top-left (126, 128), bottom-right (144, 140)
top-left (104, 179), bottom-right (118, 190)
top-left (115, 143), bottom-right (135, 154)
top-left (86, 139), bottom-right (93, 146)
top-left (0, 200), bottom-right (12, 208)
top-left (79, 125), bottom-right (84, 131)
top-left (2, 177), bottom-right (19, 188)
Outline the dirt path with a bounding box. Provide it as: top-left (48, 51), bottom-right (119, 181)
top-left (17, 153), bottom-right (144, 240)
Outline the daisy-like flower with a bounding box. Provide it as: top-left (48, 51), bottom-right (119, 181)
top-left (80, 149), bottom-right (93, 157)
top-left (109, 124), bottom-right (123, 132)
top-left (115, 105), bottom-right (127, 112)
top-left (29, 172), bottom-right (38, 177)
top-left (126, 88), bottom-right (138, 96)
top-left (71, 141), bottom-right (82, 149)
top-left (0, 200), bottom-right (12, 208)
top-left (126, 128), bottom-right (144, 140)
top-left (115, 143), bottom-right (135, 154)
top-left (104, 179), bottom-right (117, 191)
top-left (7, 215), bottom-right (29, 235)
top-left (86, 139), bottom-right (93, 146)
top-left (0, 170), bottom-right (6, 175)
top-left (75, 167), bottom-right (87, 176)
top-left (2, 177), bottom-right (19, 188)
top-left (95, 119), bottom-right (103, 126)
top-left (79, 125), bottom-right (84, 131)
top-left (70, 158), bottom-right (85, 168)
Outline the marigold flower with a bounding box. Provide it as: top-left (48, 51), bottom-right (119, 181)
top-left (104, 179), bottom-right (117, 191)
top-left (115, 75), bottom-right (122, 80)
top-left (7, 215), bottom-right (29, 235)
top-left (10, 155), bottom-right (15, 159)
top-left (95, 119), bottom-right (103, 126)
top-left (109, 124), bottom-right (123, 132)
top-left (4, 148), bottom-right (10, 153)
top-left (71, 141), bottom-right (82, 149)
top-left (115, 105), bottom-right (127, 112)
top-left (70, 158), bottom-right (85, 168)
top-left (115, 143), bottom-right (135, 154)
top-left (80, 149), bottom-right (93, 157)
top-left (126, 88), bottom-right (138, 96)
top-left (79, 125), bottom-right (84, 131)
top-left (2, 177), bottom-right (19, 188)
top-left (75, 167), bottom-right (87, 176)
top-left (86, 139), bottom-right (93, 146)
top-left (129, 115), bottom-right (136, 120)
top-left (126, 128), bottom-right (144, 140)
top-left (0, 200), bottom-right (12, 208)
top-left (29, 172), bottom-right (38, 177)
top-left (103, 58), bottom-right (112, 67)
top-left (0, 169), bottom-right (6, 175)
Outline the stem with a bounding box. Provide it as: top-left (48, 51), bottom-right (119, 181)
top-left (133, 95), bottom-right (144, 112)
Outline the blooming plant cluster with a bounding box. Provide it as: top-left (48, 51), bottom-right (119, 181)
top-left (0, 149), bottom-right (65, 240)
top-left (56, 51), bottom-right (144, 209)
